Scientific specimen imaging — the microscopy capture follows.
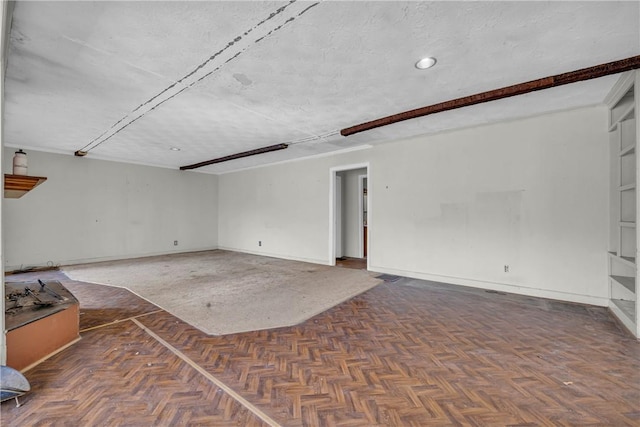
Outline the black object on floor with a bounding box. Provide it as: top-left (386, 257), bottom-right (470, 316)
top-left (376, 274), bottom-right (402, 282)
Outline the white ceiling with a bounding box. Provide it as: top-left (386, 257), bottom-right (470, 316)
top-left (4, 1), bottom-right (639, 174)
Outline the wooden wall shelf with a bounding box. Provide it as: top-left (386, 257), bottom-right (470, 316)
top-left (4, 174), bottom-right (47, 198)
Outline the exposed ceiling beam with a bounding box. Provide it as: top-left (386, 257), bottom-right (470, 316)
top-left (180, 143), bottom-right (288, 171)
top-left (341, 55), bottom-right (640, 137)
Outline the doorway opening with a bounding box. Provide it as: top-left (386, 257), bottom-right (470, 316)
top-left (329, 163), bottom-right (369, 270)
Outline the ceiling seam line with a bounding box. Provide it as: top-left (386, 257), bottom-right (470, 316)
top-left (76, 0), bottom-right (320, 155)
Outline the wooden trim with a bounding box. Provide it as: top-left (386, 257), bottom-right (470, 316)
top-left (20, 337), bottom-right (82, 373)
top-left (180, 143), bottom-right (288, 170)
top-left (341, 56), bottom-right (640, 137)
top-left (603, 71), bottom-right (635, 107)
top-left (132, 319), bottom-right (282, 427)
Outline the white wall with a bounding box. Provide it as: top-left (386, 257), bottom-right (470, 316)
top-left (3, 106), bottom-right (608, 306)
top-left (218, 106), bottom-right (610, 305)
top-left (218, 151), bottom-right (368, 264)
top-left (3, 149), bottom-right (218, 269)
top-left (371, 106), bottom-right (609, 305)
top-left (218, 157), bottom-right (330, 264)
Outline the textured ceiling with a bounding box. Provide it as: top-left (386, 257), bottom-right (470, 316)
top-left (4, 1), bottom-right (639, 174)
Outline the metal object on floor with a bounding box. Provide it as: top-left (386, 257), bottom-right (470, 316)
top-left (1, 365), bottom-right (31, 407)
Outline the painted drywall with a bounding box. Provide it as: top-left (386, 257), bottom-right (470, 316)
top-left (3, 149), bottom-right (218, 269)
top-left (218, 106), bottom-right (609, 305)
top-left (371, 106), bottom-right (609, 305)
top-left (218, 151), bottom-right (368, 264)
top-left (218, 157), bottom-right (328, 264)
top-left (339, 168), bottom-right (366, 258)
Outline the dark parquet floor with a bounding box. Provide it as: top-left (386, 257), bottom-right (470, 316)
top-left (2, 269), bottom-right (639, 426)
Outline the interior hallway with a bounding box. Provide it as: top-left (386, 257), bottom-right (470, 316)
top-left (2, 268), bottom-right (638, 426)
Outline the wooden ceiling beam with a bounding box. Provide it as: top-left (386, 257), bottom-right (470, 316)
top-left (180, 143), bottom-right (288, 170)
top-left (340, 55), bottom-right (640, 137)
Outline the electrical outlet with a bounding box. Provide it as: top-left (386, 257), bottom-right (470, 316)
top-left (504, 265), bottom-right (509, 273)
top-left (174, 240), bottom-right (178, 246)
top-left (258, 241), bottom-right (262, 247)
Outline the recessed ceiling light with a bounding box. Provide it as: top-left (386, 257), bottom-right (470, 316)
top-left (169, 147), bottom-right (181, 151)
top-left (415, 57), bottom-right (437, 70)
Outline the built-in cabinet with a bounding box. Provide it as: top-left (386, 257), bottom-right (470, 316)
top-left (607, 70), bottom-right (640, 338)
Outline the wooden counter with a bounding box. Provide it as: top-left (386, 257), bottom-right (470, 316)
top-left (5, 280), bottom-right (80, 371)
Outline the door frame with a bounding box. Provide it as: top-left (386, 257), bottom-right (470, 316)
top-left (358, 174), bottom-right (367, 259)
top-left (335, 175), bottom-right (343, 259)
top-left (329, 162), bottom-right (370, 267)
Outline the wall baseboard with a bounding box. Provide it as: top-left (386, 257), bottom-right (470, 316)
top-left (6, 246), bottom-right (220, 271)
top-left (217, 246), bottom-right (331, 266)
top-left (369, 265), bottom-right (609, 307)
top-left (8, 247), bottom-right (608, 308)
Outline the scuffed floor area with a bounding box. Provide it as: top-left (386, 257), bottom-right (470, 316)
top-left (2, 266), bottom-right (639, 426)
top-left (64, 250), bottom-right (380, 335)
